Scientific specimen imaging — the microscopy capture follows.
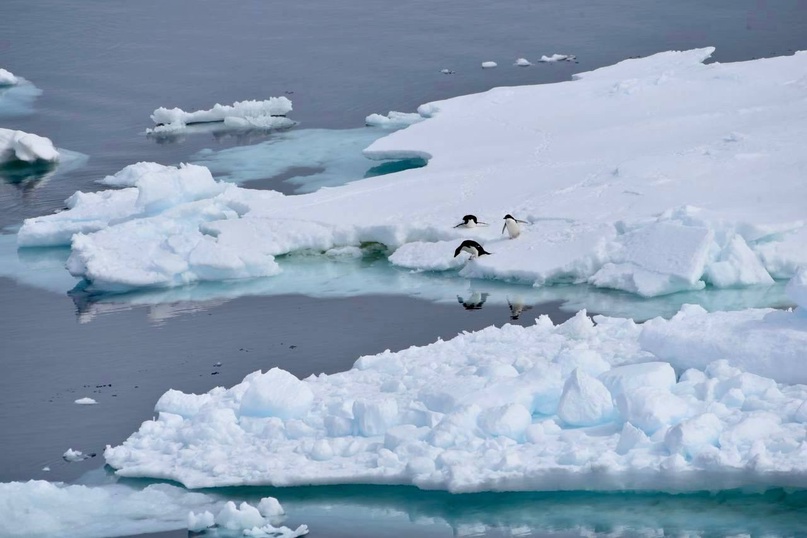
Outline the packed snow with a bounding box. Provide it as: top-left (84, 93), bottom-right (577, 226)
top-left (17, 49), bottom-right (807, 297)
top-left (0, 128), bottom-right (60, 164)
top-left (0, 480), bottom-right (305, 538)
top-left (74, 397), bottom-right (97, 405)
top-left (148, 97), bottom-right (295, 134)
top-left (0, 68), bottom-right (19, 86)
top-left (481, 61), bottom-right (498, 68)
top-left (104, 275), bottom-right (807, 492)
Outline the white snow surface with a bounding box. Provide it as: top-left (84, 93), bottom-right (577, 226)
top-left (148, 97), bottom-right (294, 133)
top-left (0, 68), bottom-right (19, 86)
top-left (106, 289), bottom-right (807, 493)
top-left (17, 49), bottom-right (807, 297)
top-left (0, 128), bottom-right (60, 164)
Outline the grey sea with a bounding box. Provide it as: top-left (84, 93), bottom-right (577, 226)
top-left (1, 0), bottom-right (807, 536)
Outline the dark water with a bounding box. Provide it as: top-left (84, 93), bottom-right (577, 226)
top-left (2, 0), bottom-right (807, 536)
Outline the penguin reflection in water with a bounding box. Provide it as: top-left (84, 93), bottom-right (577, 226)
top-left (454, 214), bottom-right (488, 228)
top-left (507, 296), bottom-right (533, 320)
top-left (453, 239), bottom-right (492, 259)
top-left (502, 214), bottom-right (529, 239)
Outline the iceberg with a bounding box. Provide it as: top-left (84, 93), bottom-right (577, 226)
top-left (0, 128), bottom-right (59, 164)
top-left (17, 49), bottom-right (807, 297)
top-left (105, 277), bottom-right (807, 492)
top-left (148, 97), bottom-right (295, 134)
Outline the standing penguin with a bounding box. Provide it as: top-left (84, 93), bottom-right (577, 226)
top-left (502, 214), bottom-right (529, 239)
top-left (454, 214), bottom-right (488, 228)
top-left (454, 239), bottom-right (492, 259)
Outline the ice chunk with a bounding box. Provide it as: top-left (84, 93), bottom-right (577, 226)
top-left (556, 369), bottom-right (614, 427)
top-left (0, 68), bottom-right (19, 86)
top-left (62, 449), bottom-right (89, 462)
top-left (704, 234), bottom-right (773, 288)
top-left (257, 497), bottom-right (285, 519)
top-left (187, 510), bottom-right (215, 532)
top-left (365, 111), bottom-right (425, 129)
top-left (0, 128), bottom-right (59, 164)
top-left (616, 387), bottom-right (689, 435)
top-left (477, 403), bottom-right (532, 439)
top-left (664, 413), bottom-right (721, 458)
top-left (216, 501), bottom-right (266, 530)
top-left (481, 61), bottom-right (498, 68)
top-left (515, 58), bottom-right (532, 67)
top-left (539, 54), bottom-right (576, 62)
top-left (598, 362), bottom-right (677, 399)
top-left (74, 397), bottom-right (97, 405)
top-left (148, 97), bottom-right (293, 133)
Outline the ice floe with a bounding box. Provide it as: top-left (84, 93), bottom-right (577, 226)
top-left (0, 128), bottom-right (59, 164)
top-left (514, 58), bottom-right (532, 67)
top-left (481, 61), bottom-right (498, 68)
top-left (17, 48), bottom-right (807, 298)
top-left (148, 97), bottom-right (295, 134)
top-left (105, 276), bottom-right (807, 492)
top-left (0, 68), bottom-right (19, 86)
top-left (74, 397), bottom-right (97, 405)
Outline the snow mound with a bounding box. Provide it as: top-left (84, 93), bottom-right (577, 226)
top-left (0, 128), bottom-right (59, 164)
top-left (148, 97), bottom-right (294, 134)
top-left (18, 49), bottom-right (807, 296)
top-left (0, 68), bottom-right (19, 86)
top-left (106, 306), bottom-right (807, 493)
top-left (365, 111), bottom-right (425, 129)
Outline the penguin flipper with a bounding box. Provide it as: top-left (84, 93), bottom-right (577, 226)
top-left (501, 223), bottom-right (506, 234)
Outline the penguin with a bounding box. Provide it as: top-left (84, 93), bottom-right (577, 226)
top-left (457, 292), bottom-right (490, 310)
top-left (502, 214), bottom-right (529, 239)
top-left (454, 214), bottom-right (488, 228)
top-left (454, 239), bottom-right (492, 259)
top-left (507, 296), bottom-right (533, 320)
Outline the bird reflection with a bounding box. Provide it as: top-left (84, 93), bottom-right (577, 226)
top-left (457, 292), bottom-right (489, 310)
top-left (507, 296), bottom-right (533, 320)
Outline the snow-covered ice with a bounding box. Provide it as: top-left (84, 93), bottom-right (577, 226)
top-left (105, 276), bottom-right (807, 493)
top-left (0, 128), bottom-right (60, 164)
top-left (481, 61), bottom-right (498, 68)
top-left (0, 68), bottom-right (19, 86)
top-left (74, 397), bottom-right (97, 405)
top-left (514, 58), bottom-right (532, 67)
top-left (62, 449), bottom-right (89, 462)
top-left (148, 97), bottom-right (295, 134)
top-left (18, 49), bottom-right (807, 297)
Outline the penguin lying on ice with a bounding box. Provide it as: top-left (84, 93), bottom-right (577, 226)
top-left (453, 239), bottom-right (492, 259)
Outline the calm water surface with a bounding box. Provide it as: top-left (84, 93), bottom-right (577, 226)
top-left (2, 0), bottom-right (807, 536)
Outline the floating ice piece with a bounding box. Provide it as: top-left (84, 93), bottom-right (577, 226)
top-left (187, 510), bottom-right (215, 532)
top-left (106, 305), bottom-right (807, 493)
top-left (148, 97), bottom-right (294, 134)
top-left (62, 448), bottom-right (88, 462)
top-left (481, 61), bottom-right (498, 68)
top-left (515, 58), bottom-right (532, 67)
top-left (440, 68), bottom-right (455, 75)
top-left (365, 111), bottom-right (425, 129)
top-left (539, 54), bottom-right (576, 62)
top-left (0, 68), bottom-right (19, 86)
top-left (74, 397), bottom-right (97, 405)
top-left (0, 128), bottom-right (59, 164)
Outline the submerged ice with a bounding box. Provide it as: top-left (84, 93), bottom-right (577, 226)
top-left (104, 276), bottom-right (807, 492)
top-left (16, 48), bottom-right (807, 298)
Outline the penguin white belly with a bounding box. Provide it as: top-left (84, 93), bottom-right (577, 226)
top-left (505, 219), bottom-right (521, 238)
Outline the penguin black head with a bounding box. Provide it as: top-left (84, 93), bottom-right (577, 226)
top-left (455, 214), bottom-right (488, 228)
top-left (503, 214), bottom-right (514, 220)
top-left (454, 239), bottom-right (492, 258)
